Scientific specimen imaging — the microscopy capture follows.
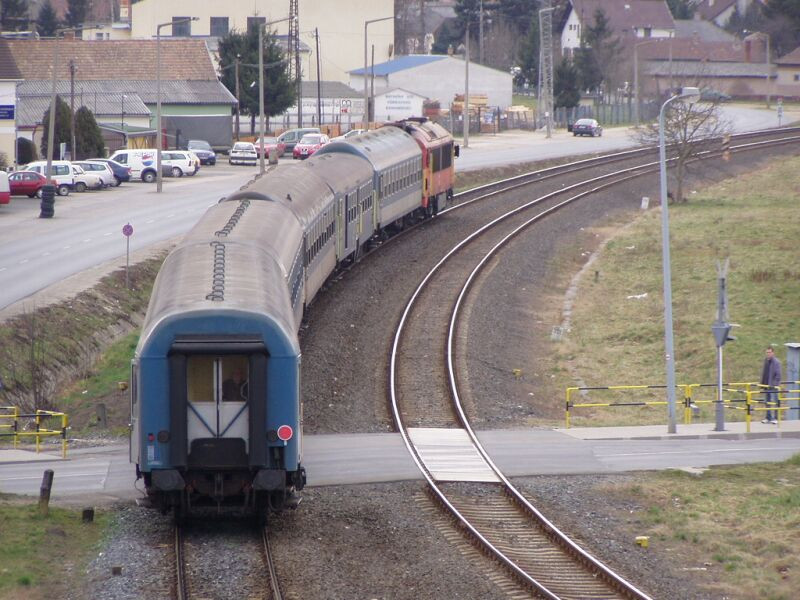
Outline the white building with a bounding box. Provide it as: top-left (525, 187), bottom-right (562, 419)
top-left (350, 55), bottom-right (513, 111)
top-left (372, 88), bottom-right (426, 122)
top-left (128, 0), bottom-right (395, 84)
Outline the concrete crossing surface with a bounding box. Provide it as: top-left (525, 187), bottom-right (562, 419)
top-left (1, 420), bottom-right (798, 503)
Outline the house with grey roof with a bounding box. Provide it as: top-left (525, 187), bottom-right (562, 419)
top-left (775, 47), bottom-right (800, 100)
top-left (5, 38), bottom-right (236, 158)
top-left (349, 54), bottom-right (512, 113)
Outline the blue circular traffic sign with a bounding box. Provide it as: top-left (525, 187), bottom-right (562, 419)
top-left (122, 223), bottom-right (133, 237)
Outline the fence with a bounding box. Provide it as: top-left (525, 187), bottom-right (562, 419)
top-left (0, 406), bottom-right (69, 458)
top-left (565, 380), bottom-right (800, 432)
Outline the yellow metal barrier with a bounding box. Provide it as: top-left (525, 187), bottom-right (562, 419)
top-left (565, 380), bottom-right (800, 429)
top-left (0, 407), bottom-right (69, 458)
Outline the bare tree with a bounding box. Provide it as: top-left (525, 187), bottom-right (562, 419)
top-left (632, 67), bottom-right (733, 203)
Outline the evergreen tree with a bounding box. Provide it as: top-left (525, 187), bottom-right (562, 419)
top-left (498, 0), bottom-right (538, 35)
top-left (39, 96), bottom-right (72, 159)
top-left (554, 59), bottom-right (580, 108)
top-left (65, 0), bottom-right (89, 28)
top-left (36, 0), bottom-right (59, 37)
top-left (517, 13), bottom-right (539, 87)
top-left (218, 25), bottom-right (295, 134)
top-left (74, 106), bottom-right (105, 159)
top-left (576, 9), bottom-right (622, 99)
top-left (1, 0), bottom-right (30, 31)
top-left (16, 138), bottom-right (37, 165)
top-left (665, 0), bottom-right (695, 19)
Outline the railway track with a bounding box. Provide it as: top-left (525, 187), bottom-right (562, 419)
top-left (388, 129), bottom-right (800, 598)
top-left (174, 521), bottom-right (283, 600)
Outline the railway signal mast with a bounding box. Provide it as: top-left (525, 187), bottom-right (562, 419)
top-left (288, 0), bottom-right (302, 127)
top-left (538, 3), bottom-right (555, 139)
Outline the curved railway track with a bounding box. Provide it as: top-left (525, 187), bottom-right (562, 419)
top-left (387, 129), bottom-right (800, 598)
top-left (174, 522), bottom-right (283, 600)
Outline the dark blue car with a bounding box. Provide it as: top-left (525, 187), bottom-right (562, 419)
top-left (87, 158), bottom-right (132, 186)
top-left (186, 140), bottom-right (216, 165)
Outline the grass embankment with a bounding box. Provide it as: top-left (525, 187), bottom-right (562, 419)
top-left (0, 498), bottom-right (108, 598)
top-left (560, 155), bottom-right (800, 426)
top-left (598, 455), bottom-right (800, 600)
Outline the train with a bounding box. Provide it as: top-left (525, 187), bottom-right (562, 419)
top-left (130, 118), bottom-right (458, 517)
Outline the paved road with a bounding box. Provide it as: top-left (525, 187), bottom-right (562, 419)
top-left (2, 422), bottom-right (798, 502)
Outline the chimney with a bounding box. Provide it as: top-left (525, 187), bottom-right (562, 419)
top-left (744, 39), bottom-right (751, 63)
top-left (120, 0), bottom-right (131, 23)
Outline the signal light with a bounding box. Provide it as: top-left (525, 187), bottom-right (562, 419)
top-left (277, 425), bottom-right (293, 442)
top-left (147, 433), bottom-right (155, 442)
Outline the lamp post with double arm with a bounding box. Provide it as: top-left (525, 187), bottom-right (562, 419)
top-left (658, 86), bottom-right (700, 433)
top-left (156, 17), bottom-right (198, 193)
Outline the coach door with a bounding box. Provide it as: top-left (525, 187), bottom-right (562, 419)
top-left (186, 355), bottom-right (250, 456)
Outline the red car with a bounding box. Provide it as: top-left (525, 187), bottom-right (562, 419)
top-left (255, 137), bottom-right (286, 159)
top-left (292, 134), bottom-right (330, 159)
top-left (8, 171), bottom-right (48, 197)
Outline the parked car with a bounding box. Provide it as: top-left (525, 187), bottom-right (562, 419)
top-left (700, 89), bottom-right (731, 103)
top-left (254, 136), bottom-right (286, 158)
top-left (109, 149), bottom-right (160, 183)
top-left (22, 160), bottom-right (74, 195)
top-left (186, 140), bottom-right (216, 165)
top-left (0, 171), bottom-right (8, 204)
top-left (229, 142), bottom-right (258, 165)
top-left (277, 127), bottom-right (321, 155)
top-left (572, 118), bottom-right (603, 137)
top-left (292, 133), bottom-right (330, 159)
top-left (73, 161), bottom-right (115, 187)
top-left (161, 151), bottom-right (199, 177)
top-left (332, 128), bottom-right (366, 141)
top-left (8, 171), bottom-right (47, 197)
top-left (71, 165), bottom-right (104, 192)
top-left (86, 158), bottom-right (131, 186)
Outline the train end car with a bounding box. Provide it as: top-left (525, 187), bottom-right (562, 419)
top-left (132, 198), bottom-right (306, 519)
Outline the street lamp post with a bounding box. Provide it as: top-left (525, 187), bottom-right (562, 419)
top-left (363, 16), bottom-right (395, 129)
top-left (156, 17), bottom-right (198, 193)
top-left (259, 16), bottom-right (294, 175)
top-left (658, 86), bottom-right (700, 434)
top-left (42, 26), bottom-right (99, 218)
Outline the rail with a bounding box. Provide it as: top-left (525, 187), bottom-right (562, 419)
top-left (0, 407), bottom-right (69, 458)
top-left (565, 380), bottom-right (800, 432)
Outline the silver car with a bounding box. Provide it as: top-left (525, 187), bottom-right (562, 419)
top-left (74, 161), bottom-right (115, 187)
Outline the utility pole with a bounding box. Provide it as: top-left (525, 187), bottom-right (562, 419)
top-left (69, 60), bottom-right (76, 160)
top-left (315, 27), bottom-right (321, 127)
top-left (370, 44), bottom-right (375, 121)
top-left (479, 0), bottom-right (484, 64)
top-left (463, 22), bottom-right (470, 148)
top-left (234, 53), bottom-right (240, 140)
top-left (288, 0), bottom-right (301, 127)
top-left (537, 3), bottom-right (554, 138)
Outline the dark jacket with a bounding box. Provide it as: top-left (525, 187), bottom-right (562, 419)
top-left (761, 356), bottom-right (781, 388)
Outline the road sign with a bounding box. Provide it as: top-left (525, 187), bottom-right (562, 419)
top-left (122, 223), bottom-right (133, 237)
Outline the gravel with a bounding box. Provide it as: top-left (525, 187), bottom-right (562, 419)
top-left (79, 147), bottom-right (794, 599)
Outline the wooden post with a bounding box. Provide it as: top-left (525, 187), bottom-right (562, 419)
top-left (39, 469), bottom-right (54, 516)
top-left (96, 403), bottom-right (107, 429)
top-left (82, 507), bottom-right (95, 523)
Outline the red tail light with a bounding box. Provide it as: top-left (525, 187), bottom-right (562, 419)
top-left (277, 425), bottom-right (293, 441)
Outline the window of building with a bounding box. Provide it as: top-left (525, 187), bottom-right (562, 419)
top-left (795, 74), bottom-right (800, 82)
top-left (644, 27), bottom-right (652, 38)
top-left (247, 16), bottom-right (266, 32)
top-left (210, 17), bottom-right (229, 37)
top-left (172, 16), bottom-right (192, 37)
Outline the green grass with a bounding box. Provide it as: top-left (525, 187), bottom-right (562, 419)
top-left (601, 455), bottom-right (800, 599)
top-left (512, 94), bottom-right (537, 109)
top-left (561, 155), bottom-right (800, 426)
top-left (0, 501), bottom-right (108, 596)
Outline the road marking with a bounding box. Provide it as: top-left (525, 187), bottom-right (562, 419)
top-left (601, 446), bottom-right (788, 458)
top-left (83, 239), bottom-right (92, 243)
top-left (146, 219), bottom-right (155, 224)
top-left (0, 267), bottom-right (6, 272)
top-left (42, 252), bottom-right (51, 257)
top-left (166, 213), bottom-right (175, 218)
top-left (19, 259), bottom-right (28, 264)
top-left (104, 232), bottom-right (112, 236)
top-left (63, 245), bottom-right (71, 249)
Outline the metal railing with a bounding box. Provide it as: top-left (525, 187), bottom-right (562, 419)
top-left (565, 381), bottom-right (800, 432)
top-left (0, 406), bottom-right (69, 458)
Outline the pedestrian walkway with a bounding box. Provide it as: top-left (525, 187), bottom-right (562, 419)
top-left (557, 419), bottom-right (800, 441)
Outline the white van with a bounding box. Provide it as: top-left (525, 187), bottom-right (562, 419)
top-left (109, 149), bottom-right (160, 183)
top-left (23, 160), bottom-right (74, 196)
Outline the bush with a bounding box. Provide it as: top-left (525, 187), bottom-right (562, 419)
top-left (16, 137), bottom-right (37, 165)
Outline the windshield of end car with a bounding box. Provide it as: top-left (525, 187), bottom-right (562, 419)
top-left (300, 135), bottom-right (323, 144)
top-left (233, 143), bottom-right (253, 151)
top-left (188, 141), bottom-right (212, 150)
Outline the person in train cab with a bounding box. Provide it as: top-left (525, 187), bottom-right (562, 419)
top-left (222, 368), bottom-right (249, 402)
